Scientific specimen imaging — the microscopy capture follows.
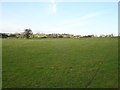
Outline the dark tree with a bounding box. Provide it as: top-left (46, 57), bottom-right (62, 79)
top-left (24, 29), bottom-right (33, 39)
top-left (58, 35), bottom-right (63, 38)
top-left (0, 33), bottom-right (8, 38)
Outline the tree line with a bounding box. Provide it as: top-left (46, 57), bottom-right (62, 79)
top-left (0, 29), bottom-right (118, 39)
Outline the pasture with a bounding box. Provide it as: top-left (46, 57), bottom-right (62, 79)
top-left (2, 38), bottom-right (118, 88)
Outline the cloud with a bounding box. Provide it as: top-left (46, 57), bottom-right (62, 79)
top-left (52, 3), bottom-right (56, 14)
top-left (51, 0), bottom-right (56, 14)
top-left (0, 12), bottom-right (103, 35)
top-left (51, 0), bottom-right (55, 3)
top-left (58, 12), bottom-right (101, 28)
top-left (45, 12), bottom-right (102, 35)
top-left (0, 22), bottom-right (27, 33)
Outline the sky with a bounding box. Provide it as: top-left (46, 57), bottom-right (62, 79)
top-left (0, 0), bottom-right (118, 36)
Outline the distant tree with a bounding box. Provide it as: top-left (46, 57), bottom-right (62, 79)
top-left (24, 29), bottom-right (33, 39)
top-left (0, 33), bottom-right (8, 38)
top-left (58, 35), bottom-right (63, 38)
top-left (8, 34), bottom-right (16, 38)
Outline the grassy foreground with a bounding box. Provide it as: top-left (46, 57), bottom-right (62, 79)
top-left (2, 38), bottom-right (118, 88)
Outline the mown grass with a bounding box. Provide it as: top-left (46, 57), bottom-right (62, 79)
top-left (2, 38), bottom-right (118, 88)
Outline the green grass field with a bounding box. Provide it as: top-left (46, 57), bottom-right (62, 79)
top-left (2, 38), bottom-right (118, 88)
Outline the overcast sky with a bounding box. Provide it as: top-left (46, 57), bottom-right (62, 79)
top-left (0, 0), bottom-right (118, 35)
